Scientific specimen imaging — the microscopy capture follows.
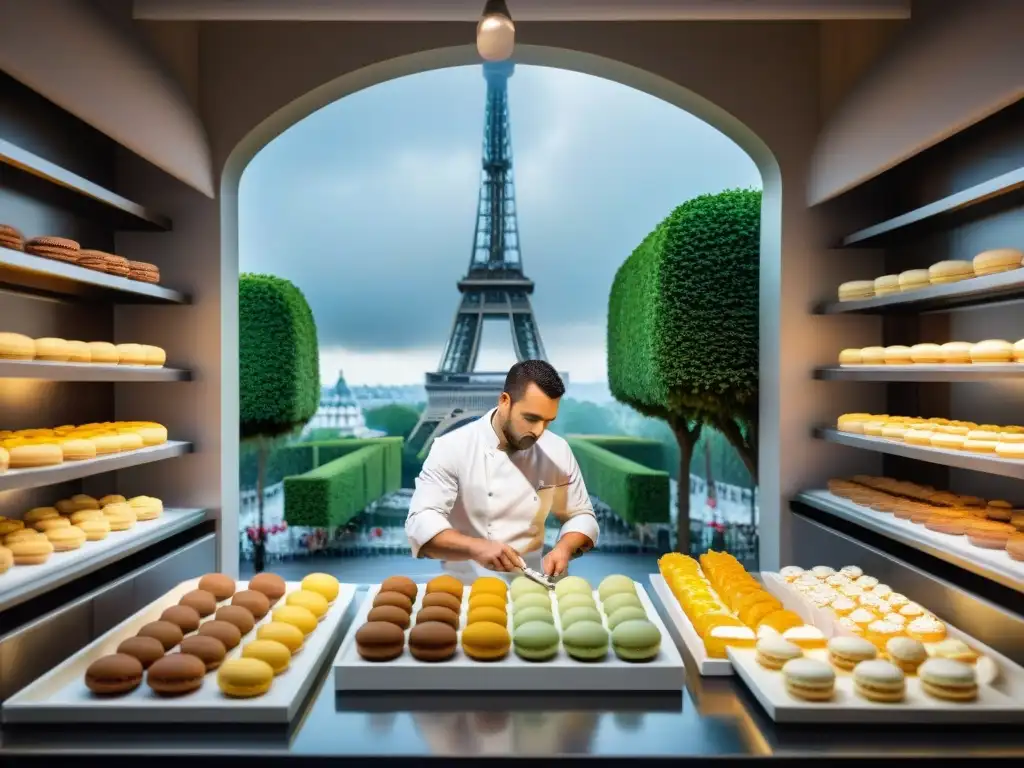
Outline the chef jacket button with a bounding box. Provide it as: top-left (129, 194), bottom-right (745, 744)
top-left (488, 492), bottom-right (493, 497)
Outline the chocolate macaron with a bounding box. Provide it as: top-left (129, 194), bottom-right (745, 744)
top-left (232, 589), bottom-right (271, 620)
top-left (381, 575), bottom-right (417, 601)
top-left (179, 589), bottom-right (217, 617)
top-left (86, 653), bottom-right (144, 695)
top-left (416, 605), bottom-right (460, 630)
top-left (248, 572), bottom-right (287, 605)
top-left (137, 620), bottom-right (184, 651)
top-left (116, 636), bottom-right (165, 669)
top-left (373, 590), bottom-right (413, 614)
top-left (356, 621), bottom-right (405, 661)
top-left (367, 604), bottom-right (411, 629)
top-left (179, 635), bottom-right (228, 671)
top-left (160, 604), bottom-right (202, 633)
top-left (421, 592), bottom-right (462, 614)
top-left (146, 653), bottom-right (206, 696)
top-left (409, 621), bottom-right (458, 662)
top-left (216, 604), bottom-right (256, 635)
top-left (197, 620), bottom-right (242, 650)
top-left (198, 573), bottom-right (237, 601)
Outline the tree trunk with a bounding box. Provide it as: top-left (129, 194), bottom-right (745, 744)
top-left (255, 437), bottom-right (267, 573)
top-left (670, 418), bottom-right (701, 555)
top-left (716, 416), bottom-right (758, 482)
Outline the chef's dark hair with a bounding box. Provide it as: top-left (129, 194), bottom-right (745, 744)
top-left (504, 360), bottom-right (565, 403)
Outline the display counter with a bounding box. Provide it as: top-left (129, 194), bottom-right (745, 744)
top-left (0, 586), bottom-right (1020, 765)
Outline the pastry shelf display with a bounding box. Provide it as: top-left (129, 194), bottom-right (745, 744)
top-left (814, 428), bottom-right (1024, 481)
top-left (722, 568), bottom-right (1024, 723)
top-left (0, 500), bottom-right (206, 612)
top-left (0, 245), bottom-right (188, 305)
top-left (819, 339), bottom-right (1024, 381)
top-left (649, 552), bottom-right (823, 677)
top-left (0, 360), bottom-right (189, 382)
top-left (0, 137), bottom-right (170, 231)
top-left (2, 575), bottom-right (357, 724)
top-left (332, 574), bottom-right (684, 692)
top-left (795, 488), bottom-right (1024, 594)
top-left (840, 166), bottom-right (1024, 248)
top-left (0, 333), bottom-right (188, 382)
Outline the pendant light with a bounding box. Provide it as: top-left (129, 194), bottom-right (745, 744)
top-left (477, 0), bottom-right (515, 62)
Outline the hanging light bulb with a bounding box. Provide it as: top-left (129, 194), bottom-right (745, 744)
top-left (477, 0), bottom-right (515, 62)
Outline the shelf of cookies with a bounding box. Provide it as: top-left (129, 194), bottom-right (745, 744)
top-left (0, 421), bottom-right (191, 493)
top-left (817, 338), bottom-right (1024, 381)
top-left (0, 137), bottom-right (171, 231)
top-left (650, 552), bottom-right (824, 676)
top-left (815, 422), bottom-right (1024, 481)
top-left (2, 572), bottom-right (357, 724)
top-left (723, 565), bottom-right (1024, 723)
top-left (794, 482), bottom-right (1023, 594)
top-left (0, 334), bottom-right (189, 381)
top-left (0, 494), bottom-right (206, 612)
top-left (333, 573), bottom-right (683, 692)
top-left (0, 245), bottom-right (187, 305)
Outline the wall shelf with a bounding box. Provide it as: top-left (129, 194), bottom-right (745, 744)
top-left (815, 364), bottom-right (1024, 382)
top-left (0, 360), bottom-right (190, 382)
top-left (0, 138), bottom-right (171, 231)
top-left (795, 490), bottom-right (1023, 594)
top-left (0, 246), bottom-right (188, 305)
top-left (815, 268), bottom-right (1024, 315)
top-left (841, 165), bottom-right (1024, 248)
top-left (813, 427), bottom-right (1024, 480)
top-left (0, 441), bottom-right (192, 493)
top-left (0, 508), bottom-right (207, 613)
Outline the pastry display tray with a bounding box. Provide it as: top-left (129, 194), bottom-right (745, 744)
top-left (648, 573), bottom-right (815, 677)
top-left (728, 573), bottom-right (1024, 723)
top-left (2, 578), bottom-right (357, 724)
top-left (333, 583), bottom-right (684, 692)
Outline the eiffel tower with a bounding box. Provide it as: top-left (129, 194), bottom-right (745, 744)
top-left (408, 61), bottom-right (563, 456)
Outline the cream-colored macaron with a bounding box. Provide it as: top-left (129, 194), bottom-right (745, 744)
top-left (838, 349), bottom-right (863, 366)
top-left (65, 340), bottom-right (91, 363)
top-left (860, 346), bottom-right (886, 365)
top-left (873, 274), bottom-right (900, 296)
top-left (33, 337), bottom-right (70, 362)
top-left (973, 248), bottom-right (1023, 277)
top-left (910, 343), bottom-right (943, 364)
top-left (0, 332), bottom-right (35, 360)
top-left (838, 280), bottom-right (875, 302)
top-left (898, 269), bottom-right (931, 291)
top-left (883, 345), bottom-right (913, 365)
top-left (86, 342), bottom-right (119, 364)
top-left (970, 339), bottom-right (1013, 363)
top-left (940, 341), bottom-right (973, 364)
top-left (928, 260), bottom-right (975, 284)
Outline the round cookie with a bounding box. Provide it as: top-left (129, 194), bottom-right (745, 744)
top-left (409, 621), bottom-right (458, 662)
top-left (425, 574), bottom-right (464, 601)
top-left (257, 621), bottom-right (305, 654)
top-left (561, 605), bottom-right (603, 631)
top-left (416, 605), bottom-right (460, 630)
top-left (116, 636), bottom-right (165, 669)
top-left (76, 517), bottom-right (111, 541)
top-left (468, 593), bottom-right (507, 613)
top-left (179, 589), bottom-right (217, 618)
top-left (461, 621), bottom-right (510, 661)
top-left (86, 653), bottom-right (144, 695)
top-left (373, 590), bottom-right (413, 615)
top-left (160, 604), bottom-right (202, 633)
top-left (216, 605), bottom-right (257, 635)
top-left (514, 621), bottom-right (560, 661)
top-left (471, 576), bottom-right (508, 598)
top-left (510, 576), bottom-right (549, 600)
top-left (853, 659), bottom-right (905, 703)
top-left (197, 620), bottom-right (242, 650)
top-left (597, 575), bottom-right (636, 602)
top-left (356, 621), bottom-right (405, 661)
top-left (147, 653), bottom-right (205, 696)
top-left (553, 576), bottom-right (591, 599)
top-left (512, 605), bottom-right (555, 629)
top-left (513, 592), bottom-right (552, 613)
top-left (217, 657), bottom-right (274, 698)
top-left (137, 620), bottom-right (184, 651)
top-left (611, 619), bottom-right (662, 662)
top-left (607, 605), bottom-right (647, 630)
top-left (242, 639), bottom-right (292, 675)
top-left (367, 604), bottom-right (411, 629)
top-left (466, 605), bottom-right (507, 627)
top-left (380, 575), bottom-right (417, 601)
top-left (286, 590), bottom-right (329, 621)
top-left (421, 592), bottom-right (462, 614)
top-left (248, 572), bottom-right (287, 605)
top-left (231, 589), bottom-right (271, 620)
top-left (301, 572), bottom-right (340, 603)
top-left (179, 635), bottom-right (227, 672)
top-left (556, 592), bottom-right (595, 615)
top-left (562, 620), bottom-right (608, 660)
top-left (602, 592), bottom-right (643, 616)
top-left (271, 605), bottom-right (317, 636)
top-left (198, 573), bottom-right (236, 600)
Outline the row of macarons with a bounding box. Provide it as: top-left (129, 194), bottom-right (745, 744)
top-left (836, 413), bottom-right (1024, 458)
top-left (0, 333), bottom-right (166, 365)
top-left (355, 574), bottom-right (663, 663)
top-left (760, 634), bottom-right (981, 704)
top-left (0, 421), bottom-right (169, 470)
top-left (85, 572), bottom-right (341, 699)
top-left (838, 339), bottom-right (1024, 366)
top-left (836, 248), bottom-right (1024, 302)
top-left (828, 478), bottom-right (1024, 559)
top-left (0, 494), bottom-right (164, 570)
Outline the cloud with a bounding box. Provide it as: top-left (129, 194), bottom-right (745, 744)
top-left (240, 63), bottom-right (760, 385)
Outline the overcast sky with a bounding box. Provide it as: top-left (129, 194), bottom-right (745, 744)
top-left (239, 64), bottom-right (760, 386)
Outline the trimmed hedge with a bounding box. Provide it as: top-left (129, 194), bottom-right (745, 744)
top-left (567, 438), bottom-right (669, 525)
top-left (239, 437), bottom-right (404, 493)
top-left (239, 442), bottom-right (315, 489)
top-left (608, 189), bottom-right (759, 422)
top-left (284, 447), bottom-right (375, 528)
top-left (239, 273), bottom-right (320, 439)
top-left (567, 435), bottom-right (666, 472)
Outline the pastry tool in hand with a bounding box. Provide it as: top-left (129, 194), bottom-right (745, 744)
top-left (516, 555), bottom-right (555, 590)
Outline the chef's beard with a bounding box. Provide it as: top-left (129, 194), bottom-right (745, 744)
top-left (502, 421), bottom-right (536, 452)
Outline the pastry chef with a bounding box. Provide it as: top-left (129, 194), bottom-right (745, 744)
top-left (405, 360), bottom-right (599, 583)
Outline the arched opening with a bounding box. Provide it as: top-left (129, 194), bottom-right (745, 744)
top-left (222, 43), bottom-right (781, 577)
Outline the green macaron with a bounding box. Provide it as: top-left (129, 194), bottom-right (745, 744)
top-left (512, 605), bottom-right (555, 629)
top-left (513, 593), bottom-right (552, 612)
top-left (597, 574), bottom-right (637, 602)
top-left (602, 592), bottom-right (643, 616)
top-left (553, 575), bottom-right (592, 599)
top-left (611, 619), bottom-right (662, 661)
top-left (510, 576), bottom-right (549, 601)
top-left (556, 592), bottom-right (596, 615)
top-left (561, 620), bottom-right (608, 661)
top-left (607, 605), bottom-right (648, 630)
top-left (513, 621), bottom-right (560, 661)
top-left (560, 605), bottom-right (603, 630)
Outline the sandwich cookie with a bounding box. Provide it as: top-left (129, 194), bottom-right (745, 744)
top-left (368, 604), bottom-right (412, 629)
top-left (33, 338), bottom-right (70, 362)
top-left (231, 589), bottom-right (271, 620)
top-left (853, 659), bottom-right (905, 703)
top-left (355, 621), bottom-right (405, 661)
top-left (248, 572), bottom-right (287, 605)
top-left (180, 589), bottom-right (218, 617)
top-left (128, 260), bottom-right (161, 284)
top-left (301, 572), bottom-right (340, 602)
top-left (25, 236), bottom-right (80, 264)
top-left (0, 223), bottom-right (25, 251)
top-left (781, 658), bottom-right (835, 701)
top-left (837, 280), bottom-right (875, 301)
top-left (513, 621), bottom-right (560, 661)
top-left (929, 260), bottom-right (974, 284)
top-left (973, 248), bottom-right (1023, 276)
top-left (373, 590), bottom-right (413, 615)
top-left (116, 636), bottom-right (165, 669)
top-left (242, 639), bottom-right (292, 674)
top-left (147, 653), bottom-right (205, 696)
top-left (217, 657), bottom-right (273, 698)
top-left (461, 621), bottom-right (511, 661)
top-left (380, 575), bottom-right (417, 601)
top-left (425, 574), bottom-right (464, 601)
top-left (408, 621), bottom-right (458, 662)
top-left (561, 620), bottom-right (608, 661)
top-left (826, 636), bottom-right (877, 671)
top-left (198, 573), bottom-right (237, 601)
top-left (422, 591), bottom-right (463, 613)
top-left (85, 654), bottom-right (144, 695)
top-left (286, 589), bottom-right (330, 621)
top-left (216, 605), bottom-right (257, 635)
top-left (179, 635), bottom-right (228, 672)
top-left (197, 620), bottom-right (243, 650)
top-left (918, 658), bottom-right (978, 701)
top-left (257, 621), bottom-right (305, 654)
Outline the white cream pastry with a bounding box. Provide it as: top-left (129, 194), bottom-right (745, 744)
top-left (811, 566), bottom-right (836, 579)
top-left (780, 565), bottom-right (805, 581)
top-left (854, 575), bottom-right (879, 589)
top-left (899, 602), bottom-right (926, 618)
top-left (825, 575), bottom-right (850, 588)
top-left (839, 565), bottom-right (863, 579)
top-left (883, 613), bottom-right (907, 627)
top-left (782, 625), bottom-right (826, 648)
top-left (848, 608), bottom-right (877, 627)
top-left (871, 584), bottom-right (893, 598)
top-left (886, 593), bottom-right (910, 609)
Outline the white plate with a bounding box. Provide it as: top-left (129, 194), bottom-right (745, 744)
top-left (2, 578), bottom-right (357, 724)
top-left (648, 574), bottom-right (732, 676)
top-left (333, 582), bottom-right (684, 692)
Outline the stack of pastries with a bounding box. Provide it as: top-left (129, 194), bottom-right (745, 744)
top-left (658, 551), bottom-right (824, 659)
top-left (838, 339), bottom-right (1024, 366)
top-left (828, 476), bottom-right (1024, 561)
top-left (836, 413), bottom-right (1024, 459)
top-left (0, 421), bottom-right (169, 472)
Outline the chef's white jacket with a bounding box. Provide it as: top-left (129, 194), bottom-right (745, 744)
top-left (405, 409), bottom-right (600, 582)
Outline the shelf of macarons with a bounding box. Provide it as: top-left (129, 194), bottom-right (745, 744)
top-left (0, 226), bottom-right (161, 284)
top-left (657, 552), bottom-right (825, 661)
top-left (0, 333), bottom-right (187, 381)
top-left (834, 339), bottom-right (1024, 371)
top-left (795, 479), bottom-right (1024, 592)
top-left (833, 414), bottom-right (1024, 460)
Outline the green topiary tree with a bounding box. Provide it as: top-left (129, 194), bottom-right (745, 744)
top-left (608, 188), bottom-right (760, 552)
top-left (239, 273), bottom-right (320, 571)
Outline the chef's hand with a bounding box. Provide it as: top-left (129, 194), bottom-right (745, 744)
top-left (542, 542), bottom-right (571, 578)
top-left (470, 539), bottom-right (521, 572)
